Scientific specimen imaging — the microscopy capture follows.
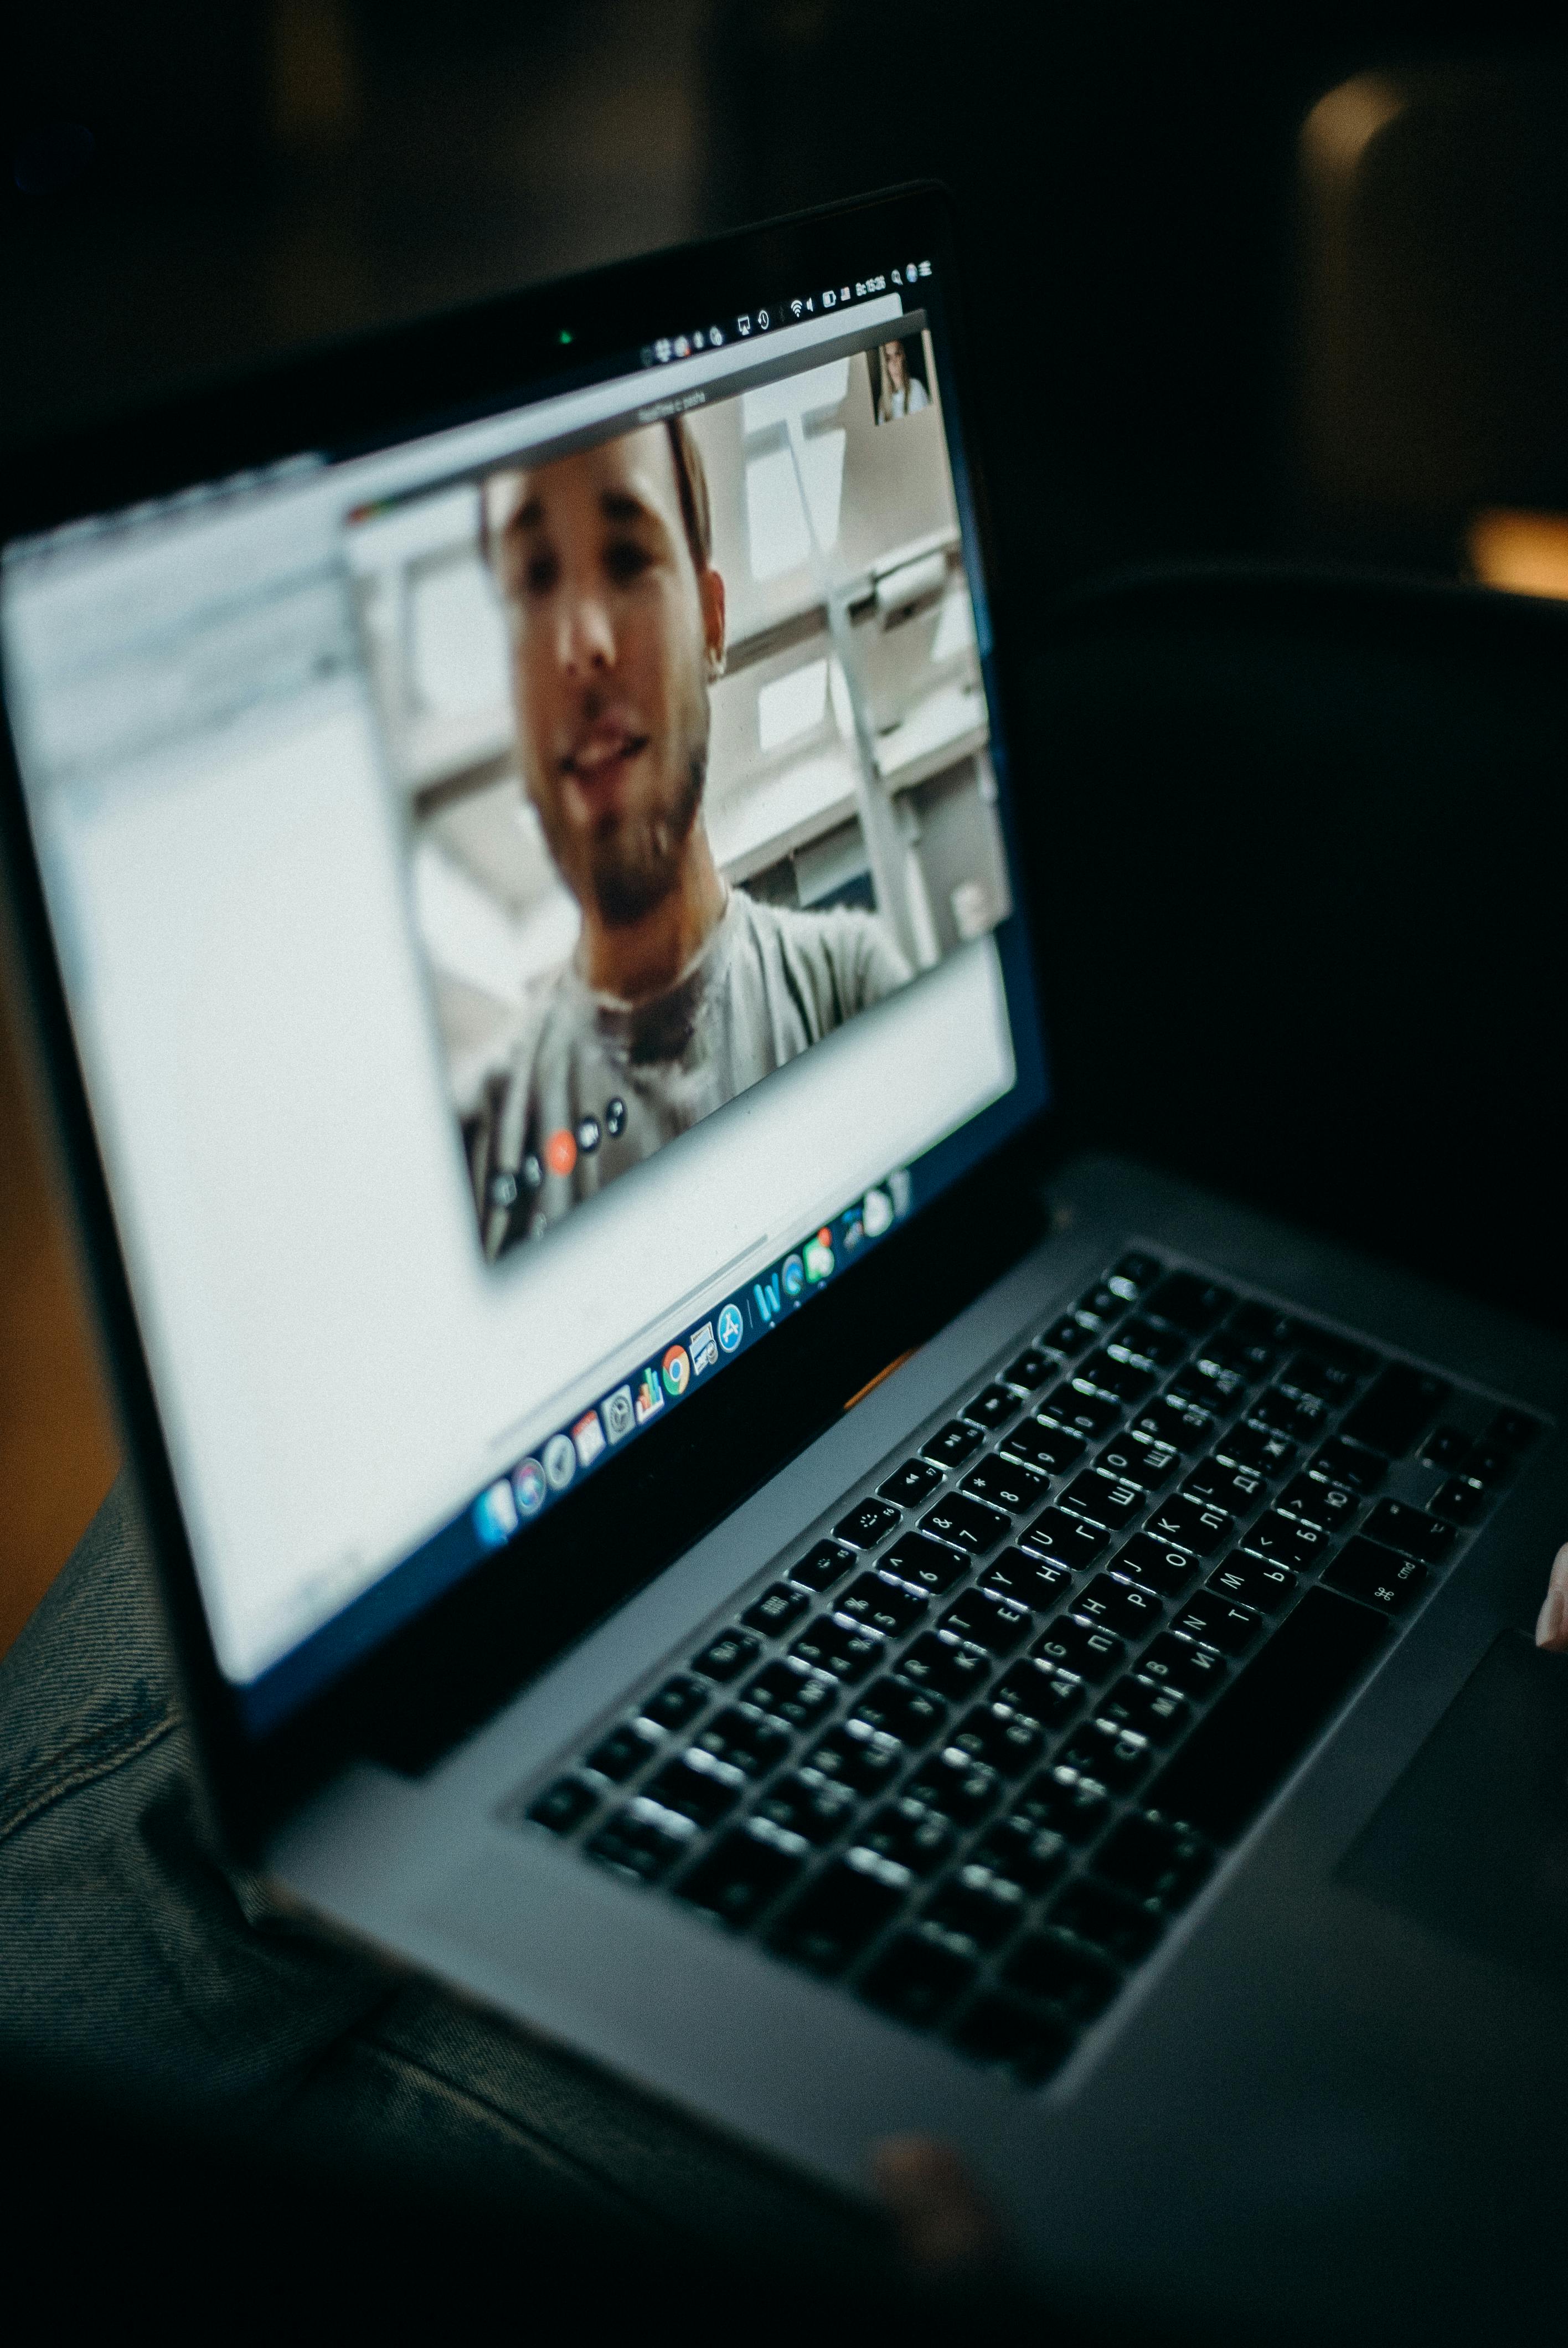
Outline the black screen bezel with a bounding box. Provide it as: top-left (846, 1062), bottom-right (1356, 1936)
top-left (0, 183), bottom-right (1059, 1854)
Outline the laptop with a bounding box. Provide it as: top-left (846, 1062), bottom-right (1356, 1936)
top-left (4, 184), bottom-right (1566, 2341)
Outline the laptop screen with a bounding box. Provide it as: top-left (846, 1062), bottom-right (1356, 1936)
top-left (2, 244), bottom-right (1048, 1733)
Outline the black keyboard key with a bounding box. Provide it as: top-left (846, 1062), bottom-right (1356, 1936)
top-left (879, 1530), bottom-right (967, 1597)
top-left (993, 1656), bottom-right (1087, 1731)
top-left (1362, 1499), bottom-right (1457, 1566)
top-left (1060, 1470), bottom-right (1144, 1531)
top-left (1432, 1476), bottom-right (1486, 1525)
top-left (1310, 1436), bottom-right (1385, 1493)
top-left (1170, 1590), bottom-right (1261, 1657)
top-left (962, 1456), bottom-right (1050, 1515)
top-left (1053, 1878), bottom-right (1162, 1962)
top-left (586, 1722), bottom-right (662, 1783)
top-left (1110, 1250), bottom-right (1164, 1296)
top-left (1169, 1360), bottom-right (1245, 1417)
top-left (1148, 1585), bottom-right (1388, 1841)
top-left (1280, 1348), bottom-right (1358, 1407)
top-left (963, 1382), bottom-right (1020, 1432)
top-left (788, 1540), bottom-right (854, 1594)
top-left (1077, 1350), bottom-right (1156, 1407)
top-left (676, 1826), bottom-right (803, 1926)
top-left (921, 1494), bottom-right (1011, 1555)
top-left (858, 1798), bottom-right (956, 1875)
top-left (904, 1749), bottom-right (1003, 1827)
top-left (1015, 1763), bottom-right (1113, 1843)
top-left (772, 1855), bottom-right (909, 1973)
top-left (1342, 1364), bottom-right (1450, 1458)
top-left (837, 1571), bottom-right (928, 1639)
top-left (1183, 1457), bottom-right (1271, 1515)
top-left (852, 1676), bottom-right (948, 1749)
top-left (1248, 1386), bottom-right (1328, 1442)
top-left (649, 1751), bottom-right (744, 1827)
top-left (1420, 1424), bottom-right (1472, 1470)
top-left (1096, 1813), bottom-right (1213, 1909)
top-left (1075, 1282), bottom-right (1126, 1326)
top-left (1144, 1494), bottom-right (1231, 1557)
top-left (940, 1589), bottom-right (1033, 1658)
top-left (878, 1457), bottom-right (943, 1507)
top-left (1003, 1930), bottom-right (1118, 2019)
top-left (1139, 1630), bottom-right (1229, 1701)
top-left (788, 1615), bottom-right (881, 1685)
top-left (1096, 1432), bottom-right (1181, 1493)
top-left (586, 1801), bottom-right (693, 1882)
top-left (1487, 1406), bottom-right (1543, 1453)
top-left (1129, 1396), bottom-right (1214, 1454)
top-left (950, 1992), bottom-right (1072, 2083)
top-left (1075, 1571), bottom-right (1163, 1642)
top-left (1209, 1555), bottom-right (1297, 1614)
top-left (1003, 1347), bottom-right (1058, 1392)
top-left (861, 1930), bottom-right (976, 2027)
top-left (1020, 1506), bottom-right (1109, 1572)
top-left (951, 1700), bottom-right (1044, 1775)
top-left (897, 1634), bottom-right (994, 1702)
top-left (1039, 1315), bottom-right (1091, 1358)
top-left (1226, 1299), bottom-right (1296, 1352)
top-left (744, 1659), bottom-right (838, 1734)
top-left (693, 1705), bottom-right (793, 1776)
top-left (1217, 1422), bottom-right (1298, 1479)
top-left (525, 1776), bottom-right (597, 1835)
top-left (1003, 1417), bottom-right (1087, 1475)
top-left (802, 1723), bottom-right (904, 1796)
top-left (1047, 1383), bottom-right (1123, 1441)
top-left (1277, 1474), bottom-right (1360, 1535)
top-left (1147, 1271), bottom-right (1234, 1334)
top-left (977, 1823), bottom-right (1069, 1902)
top-left (741, 1582), bottom-right (811, 1636)
top-left (982, 1549), bottom-right (1072, 1611)
top-left (1287, 1324), bottom-right (1378, 1380)
top-left (1111, 1316), bottom-right (1187, 1370)
top-left (640, 1674), bottom-right (707, 1732)
top-left (692, 1629), bottom-right (762, 1683)
top-left (1241, 1511), bottom-right (1330, 1573)
top-left (756, 1771), bottom-right (858, 1846)
top-left (1098, 1672), bottom-right (1190, 1745)
top-left (1194, 1333), bottom-right (1268, 1389)
top-left (834, 1496), bottom-right (902, 1550)
top-left (924, 1865), bottom-right (1028, 1951)
top-left (1033, 1614), bottom-right (1126, 1683)
top-left (1464, 1444), bottom-right (1513, 1487)
top-left (922, 1418), bottom-right (986, 1469)
top-left (1060, 1719), bottom-right (1152, 1793)
top-left (1324, 1537), bottom-right (1428, 1614)
top-left (1113, 1531), bottom-right (1202, 1598)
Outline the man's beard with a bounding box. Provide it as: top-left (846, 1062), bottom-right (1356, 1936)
top-left (585, 743), bottom-right (705, 929)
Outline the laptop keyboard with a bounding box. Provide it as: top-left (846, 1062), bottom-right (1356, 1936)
top-left (508, 1251), bottom-right (1544, 2088)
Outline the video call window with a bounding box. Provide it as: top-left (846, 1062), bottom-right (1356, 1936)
top-left (345, 331), bottom-right (1010, 1269)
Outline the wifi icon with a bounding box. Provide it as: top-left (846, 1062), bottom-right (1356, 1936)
top-left (791, 300), bottom-right (802, 318)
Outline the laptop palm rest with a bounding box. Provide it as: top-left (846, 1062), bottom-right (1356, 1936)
top-left (1339, 1631), bottom-right (1568, 1987)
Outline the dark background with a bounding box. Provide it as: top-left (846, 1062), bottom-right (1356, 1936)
top-left (7, 1), bottom-right (1568, 1650)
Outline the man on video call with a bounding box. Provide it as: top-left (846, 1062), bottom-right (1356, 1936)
top-left (468, 416), bottom-right (911, 1260)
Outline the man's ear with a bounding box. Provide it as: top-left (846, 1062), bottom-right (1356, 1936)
top-left (701, 564), bottom-right (726, 681)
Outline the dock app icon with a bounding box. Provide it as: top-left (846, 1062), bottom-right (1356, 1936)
top-left (688, 1321), bottom-right (718, 1377)
top-left (602, 1384), bottom-right (635, 1444)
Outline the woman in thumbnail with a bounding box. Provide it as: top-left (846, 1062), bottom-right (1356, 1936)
top-left (876, 338), bottom-right (929, 422)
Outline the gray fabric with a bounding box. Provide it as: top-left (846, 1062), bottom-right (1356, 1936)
top-left (473, 888), bottom-right (912, 1258)
top-left (0, 1478), bottom-right (885, 2262)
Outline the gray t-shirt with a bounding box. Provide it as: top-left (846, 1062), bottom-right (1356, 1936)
top-left (469, 889), bottom-right (912, 1259)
